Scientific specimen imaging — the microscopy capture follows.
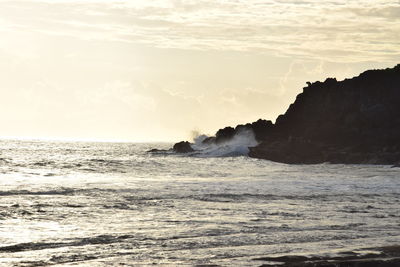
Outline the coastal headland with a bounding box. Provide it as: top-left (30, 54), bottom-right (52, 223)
top-left (173, 64), bottom-right (400, 165)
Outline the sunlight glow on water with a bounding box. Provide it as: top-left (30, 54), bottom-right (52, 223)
top-left (0, 140), bottom-right (399, 266)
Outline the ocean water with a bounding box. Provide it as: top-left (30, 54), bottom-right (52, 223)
top-left (0, 139), bottom-right (399, 266)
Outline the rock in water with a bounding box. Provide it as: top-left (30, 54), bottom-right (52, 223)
top-left (249, 64), bottom-right (400, 164)
top-left (171, 64), bottom-right (400, 164)
top-left (173, 141), bottom-right (194, 153)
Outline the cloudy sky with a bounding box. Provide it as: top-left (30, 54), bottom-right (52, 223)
top-left (1, 0), bottom-right (399, 142)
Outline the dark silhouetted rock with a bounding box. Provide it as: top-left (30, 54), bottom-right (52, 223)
top-left (249, 138), bottom-right (325, 164)
top-left (172, 64), bottom-right (400, 164)
top-left (173, 141), bottom-right (194, 153)
top-left (250, 64), bottom-right (400, 164)
top-left (250, 119), bottom-right (274, 141)
top-left (215, 126), bottom-right (236, 144)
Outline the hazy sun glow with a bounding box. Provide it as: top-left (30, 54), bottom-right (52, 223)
top-left (1, 0), bottom-right (399, 142)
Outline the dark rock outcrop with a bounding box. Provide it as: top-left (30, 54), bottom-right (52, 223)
top-left (172, 64), bottom-right (400, 164)
top-left (249, 64), bottom-right (400, 164)
top-left (212, 119), bottom-right (274, 145)
top-left (215, 126), bottom-right (236, 144)
top-left (173, 141), bottom-right (194, 153)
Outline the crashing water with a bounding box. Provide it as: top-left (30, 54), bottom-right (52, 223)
top-left (0, 139), bottom-right (399, 266)
top-left (190, 129), bottom-right (259, 157)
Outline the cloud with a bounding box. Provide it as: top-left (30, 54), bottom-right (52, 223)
top-left (0, 0), bottom-right (398, 141)
top-left (0, 0), bottom-right (398, 63)
top-left (349, 6), bottom-right (400, 20)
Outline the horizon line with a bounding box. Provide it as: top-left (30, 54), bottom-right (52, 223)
top-left (0, 136), bottom-right (175, 144)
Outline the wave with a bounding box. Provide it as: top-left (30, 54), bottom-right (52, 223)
top-left (0, 234), bottom-right (137, 253)
top-left (189, 129), bottom-right (258, 157)
top-left (0, 187), bottom-right (121, 196)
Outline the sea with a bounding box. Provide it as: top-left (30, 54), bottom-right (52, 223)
top-left (0, 139), bottom-right (399, 266)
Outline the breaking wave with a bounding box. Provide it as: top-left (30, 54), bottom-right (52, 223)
top-left (190, 129), bottom-right (258, 157)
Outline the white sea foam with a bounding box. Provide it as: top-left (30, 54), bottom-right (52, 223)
top-left (0, 139), bottom-right (399, 266)
top-left (190, 129), bottom-right (259, 157)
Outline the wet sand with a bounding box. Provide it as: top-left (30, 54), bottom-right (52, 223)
top-left (255, 245), bottom-right (400, 267)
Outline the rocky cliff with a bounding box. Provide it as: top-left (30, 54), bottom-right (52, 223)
top-left (174, 64), bottom-right (400, 164)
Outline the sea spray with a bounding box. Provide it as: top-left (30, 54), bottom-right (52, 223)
top-left (190, 129), bottom-right (258, 157)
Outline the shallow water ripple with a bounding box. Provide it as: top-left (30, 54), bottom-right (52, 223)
top-left (0, 140), bottom-right (399, 266)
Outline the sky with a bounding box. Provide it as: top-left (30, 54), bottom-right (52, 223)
top-left (0, 0), bottom-right (399, 142)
